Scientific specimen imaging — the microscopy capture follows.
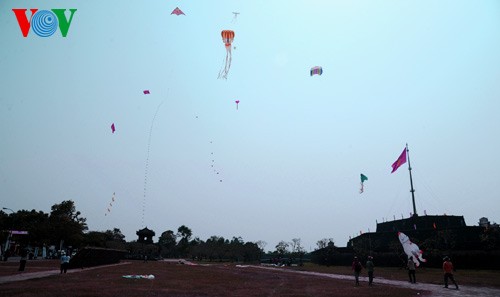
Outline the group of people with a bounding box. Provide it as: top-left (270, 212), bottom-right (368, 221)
top-left (351, 255), bottom-right (459, 290)
top-left (16, 248), bottom-right (71, 274)
top-left (352, 256), bottom-right (374, 286)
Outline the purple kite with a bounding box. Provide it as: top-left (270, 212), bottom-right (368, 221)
top-left (111, 123), bottom-right (116, 133)
top-left (310, 66), bottom-right (323, 76)
top-left (171, 7), bottom-right (185, 16)
top-left (235, 100), bottom-right (240, 110)
top-left (143, 90), bottom-right (150, 95)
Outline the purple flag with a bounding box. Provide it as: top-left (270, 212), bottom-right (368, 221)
top-left (391, 147), bottom-right (407, 173)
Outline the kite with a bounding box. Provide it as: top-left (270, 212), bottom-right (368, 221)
top-left (235, 100), bottom-right (240, 110)
top-left (122, 275), bottom-right (155, 279)
top-left (142, 101), bottom-right (164, 226)
top-left (105, 192), bottom-right (116, 216)
top-left (359, 174), bottom-right (368, 194)
top-left (171, 7), bottom-right (185, 16)
top-left (398, 232), bottom-right (427, 267)
top-left (231, 12), bottom-right (240, 22)
top-left (218, 30), bottom-right (235, 79)
top-left (111, 123), bottom-right (116, 133)
top-left (143, 90), bottom-right (150, 95)
top-left (310, 66), bottom-right (323, 76)
top-left (209, 141), bottom-right (223, 182)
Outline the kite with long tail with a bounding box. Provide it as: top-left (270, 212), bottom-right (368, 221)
top-left (359, 174), bottom-right (368, 194)
top-left (218, 30), bottom-right (235, 79)
top-left (142, 100), bottom-right (164, 227)
top-left (105, 192), bottom-right (116, 216)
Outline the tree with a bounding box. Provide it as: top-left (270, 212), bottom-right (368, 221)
top-left (291, 238), bottom-right (306, 265)
top-left (176, 225), bottom-right (193, 257)
top-left (158, 230), bottom-right (177, 258)
top-left (107, 228), bottom-right (126, 243)
top-left (481, 226), bottom-right (500, 250)
top-left (49, 200), bottom-right (88, 248)
top-left (316, 238), bottom-right (335, 250)
top-left (177, 225), bottom-right (192, 241)
top-left (313, 238), bottom-right (336, 266)
top-left (275, 240), bottom-right (290, 257)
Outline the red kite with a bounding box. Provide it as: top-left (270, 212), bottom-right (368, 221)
top-left (171, 7), bottom-right (185, 16)
top-left (218, 30), bottom-right (235, 79)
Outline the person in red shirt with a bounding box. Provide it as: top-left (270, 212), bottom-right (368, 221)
top-left (443, 256), bottom-right (459, 290)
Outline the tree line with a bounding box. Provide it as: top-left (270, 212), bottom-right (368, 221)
top-left (1, 200), bottom-right (334, 263)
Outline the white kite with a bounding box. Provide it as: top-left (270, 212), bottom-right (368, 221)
top-left (398, 232), bottom-right (427, 267)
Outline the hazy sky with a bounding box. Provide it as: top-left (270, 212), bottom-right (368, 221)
top-left (1, 0), bottom-right (499, 252)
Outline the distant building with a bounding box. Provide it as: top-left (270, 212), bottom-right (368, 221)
top-left (337, 214), bottom-right (500, 269)
top-left (136, 227), bottom-right (155, 244)
top-left (479, 217), bottom-right (491, 228)
top-left (348, 214), bottom-right (484, 251)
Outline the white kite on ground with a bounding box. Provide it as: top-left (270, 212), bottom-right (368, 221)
top-left (122, 274), bottom-right (155, 279)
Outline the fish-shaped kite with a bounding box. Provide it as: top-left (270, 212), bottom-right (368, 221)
top-left (398, 232), bottom-right (427, 267)
top-left (171, 7), bottom-right (185, 16)
top-left (111, 123), bottom-right (116, 133)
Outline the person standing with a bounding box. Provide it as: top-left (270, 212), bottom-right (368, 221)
top-left (352, 256), bottom-right (363, 286)
top-left (18, 248), bottom-right (28, 271)
top-left (60, 252), bottom-right (70, 274)
top-left (407, 256), bottom-right (416, 283)
top-left (366, 256), bottom-right (375, 286)
top-left (443, 257), bottom-right (459, 290)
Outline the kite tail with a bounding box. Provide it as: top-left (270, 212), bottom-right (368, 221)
top-left (359, 182), bottom-right (364, 194)
top-left (142, 101), bottom-right (164, 227)
top-left (218, 46), bottom-right (232, 80)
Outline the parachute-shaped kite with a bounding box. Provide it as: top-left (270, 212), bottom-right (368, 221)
top-left (398, 232), bottom-right (427, 267)
top-left (105, 192), bottom-right (116, 216)
top-left (310, 66), bottom-right (323, 76)
top-left (218, 30), bottom-right (235, 79)
top-left (171, 7), bottom-right (185, 16)
top-left (359, 173), bottom-right (367, 193)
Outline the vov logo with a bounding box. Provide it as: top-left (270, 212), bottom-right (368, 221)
top-left (12, 9), bottom-right (77, 37)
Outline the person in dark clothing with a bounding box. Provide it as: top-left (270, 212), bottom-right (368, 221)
top-left (407, 256), bottom-right (416, 283)
top-left (366, 256), bottom-right (375, 286)
top-left (18, 249), bottom-right (28, 271)
top-left (352, 256), bottom-right (363, 286)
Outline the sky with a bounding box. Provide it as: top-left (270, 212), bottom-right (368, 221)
top-left (1, 0), bottom-right (499, 252)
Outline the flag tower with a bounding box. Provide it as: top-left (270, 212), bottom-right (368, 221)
top-left (406, 143), bottom-right (417, 217)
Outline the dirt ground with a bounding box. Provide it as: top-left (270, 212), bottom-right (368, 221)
top-left (1, 259), bottom-right (499, 297)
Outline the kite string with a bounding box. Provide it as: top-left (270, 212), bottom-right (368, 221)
top-left (142, 101), bottom-right (164, 227)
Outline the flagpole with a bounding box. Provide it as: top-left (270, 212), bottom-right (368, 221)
top-left (406, 143), bottom-right (417, 216)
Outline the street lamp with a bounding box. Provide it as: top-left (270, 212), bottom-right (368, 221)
top-left (2, 207), bottom-right (15, 259)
